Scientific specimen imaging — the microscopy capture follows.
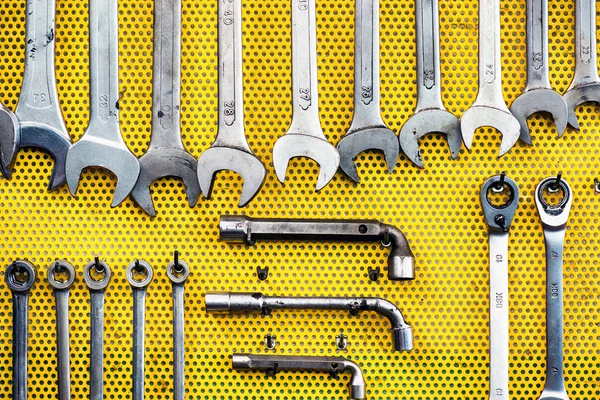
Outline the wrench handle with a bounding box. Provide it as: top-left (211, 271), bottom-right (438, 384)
top-left (572, 0), bottom-right (600, 85)
top-left (172, 283), bottom-right (185, 400)
top-left (54, 290), bottom-right (71, 400)
top-left (415, 0), bottom-right (444, 111)
top-left (525, 0), bottom-right (552, 90)
top-left (12, 292), bottom-right (29, 400)
top-left (132, 288), bottom-right (146, 400)
top-left (89, 290), bottom-right (105, 400)
top-left (476, 0), bottom-right (505, 105)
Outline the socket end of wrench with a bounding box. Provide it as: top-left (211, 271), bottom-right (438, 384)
top-left (509, 89), bottom-right (569, 144)
top-left (83, 259), bottom-right (111, 292)
top-left (5, 260), bottom-right (36, 293)
top-left (534, 177), bottom-right (573, 228)
top-left (219, 215), bottom-right (251, 243)
top-left (460, 106), bottom-right (521, 157)
top-left (205, 292), bottom-right (262, 314)
top-left (562, 83), bottom-right (600, 130)
top-left (388, 254), bottom-right (415, 281)
top-left (0, 105), bottom-right (20, 179)
top-left (47, 260), bottom-right (76, 291)
top-left (392, 326), bottom-right (414, 351)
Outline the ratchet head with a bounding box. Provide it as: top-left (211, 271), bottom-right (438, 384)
top-left (562, 83), bottom-right (600, 130)
top-left (534, 176), bottom-right (573, 229)
top-left (480, 173), bottom-right (520, 232)
top-left (196, 147), bottom-right (266, 207)
top-left (126, 260), bottom-right (154, 289)
top-left (0, 104), bottom-right (20, 179)
top-left (47, 260), bottom-right (76, 291)
top-left (272, 134), bottom-right (340, 190)
top-left (5, 260), bottom-right (36, 293)
top-left (460, 106), bottom-right (521, 157)
top-left (509, 89), bottom-right (569, 144)
top-left (131, 149), bottom-right (200, 216)
top-left (83, 258), bottom-right (112, 292)
top-left (398, 109), bottom-right (462, 168)
top-left (336, 127), bottom-right (399, 182)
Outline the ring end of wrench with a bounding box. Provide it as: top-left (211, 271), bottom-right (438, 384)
top-left (5, 260), bottom-right (36, 293)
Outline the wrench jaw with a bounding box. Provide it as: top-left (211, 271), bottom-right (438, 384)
top-left (197, 147), bottom-right (266, 207)
top-left (562, 84), bottom-right (600, 130)
top-left (509, 89), bottom-right (569, 144)
top-left (0, 106), bottom-right (20, 179)
top-left (399, 109), bottom-right (462, 168)
top-left (272, 134), bottom-right (340, 191)
top-left (537, 391), bottom-right (571, 400)
top-left (460, 106), bottom-right (521, 157)
top-left (336, 127), bottom-right (399, 182)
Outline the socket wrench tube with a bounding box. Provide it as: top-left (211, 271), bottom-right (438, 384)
top-left (206, 292), bottom-right (413, 351)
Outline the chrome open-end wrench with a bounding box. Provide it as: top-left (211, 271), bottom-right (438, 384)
top-left (562, 0), bottom-right (600, 130)
top-left (47, 261), bottom-right (76, 400)
top-left (272, 0), bottom-right (340, 190)
top-left (66, 0), bottom-right (140, 207)
top-left (196, 0), bottom-right (266, 207)
top-left (83, 258), bottom-right (112, 400)
top-left (126, 260), bottom-right (153, 400)
top-left (131, 0), bottom-right (200, 216)
top-left (336, 0), bottom-right (399, 181)
top-left (534, 176), bottom-right (573, 400)
top-left (5, 261), bottom-right (36, 400)
top-left (480, 174), bottom-right (520, 400)
top-left (167, 254), bottom-right (189, 400)
top-left (460, 0), bottom-right (520, 156)
top-left (509, 0), bottom-right (568, 144)
top-left (399, 0), bottom-right (461, 168)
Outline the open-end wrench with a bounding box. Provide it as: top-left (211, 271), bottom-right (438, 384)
top-left (167, 253), bottom-right (190, 400)
top-left (196, 0), bottom-right (266, 207)
top-left (509, 0), bottom-right (568, 144)
top-left (272, 0), bottom-right (340, 190)
top-left (562, 0), bottom-right (600, 130)
top-left (126, 260), bottom-right (153, 400)
top-left (83, 257), bottom-right (112, 400)
top-left (335, 0), bottom-right (399, 181)
top-left (65, 0), bottom-right (140, 207)
top-left (5, 260), bottom-right (36, 400)
top-left (460, 0), bottom-right (520, 157)
top-left (0, 103), bottom-right (19, 179)
top-left (0, 0), bottom-right (72, 188)
top-left (131, 0), bottom-right (200, 216)
top-left (534, 176), bottom-right (573, 400)
top-left (232, 354), bottom-right (366, 400)
top-left (480, 174), bottom-right (519, 400)
top-left (398, 0), bottom-right (461, 168)
top-left (47, 261), bottom-right (76, 400)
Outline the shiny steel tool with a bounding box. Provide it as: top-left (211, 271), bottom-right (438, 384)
top-left (562, 0), bottom-right (600, 130)
top-left (399, 0), bottom-right (461, 168)
top-left (206, 292), bottom-right (414, 351)
top-left (534, 176), bottom-right (573, 400)
top-left (480, 174), bottom-right (519, 400)
top-left (196, 0), bottom-right (265, 206)
top-left (5, 261), bottom-right (36, 400)
top-left (127, 260), bottom-right (153, 400)
top-left (0, 103), bottom-right (18, 178)
top-left (232, 354), bottom-right (366, 400)
top-left (219, 215), bottom-right (415, 280)
top-left (272, 0), bottom-right (340, 190)
top-left (460, 0), bottom-right (520, 156)
top-left (66, 0), bottom-right (140, 207)
top-left (509, 0), bottom-right (568, 144)
top-left (336, 0), bottom-right (399, 181)
top-left (47, 261), bottom-right (76, 400)
top-left (84, 257), bottom-right (112, 400)
top-left (0, 0), bottom-right (72, 188)
top-left (131, 0), bottom-right (200, 216)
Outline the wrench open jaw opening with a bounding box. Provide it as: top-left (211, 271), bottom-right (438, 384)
top-left (460, 106), bottom-right (521, 157)
top-left (0, 105), bottom-right (19, 179)
top-left (510, 89), bottom-right (569, 144)
top-left (562, 84), bottom-right (600, 130)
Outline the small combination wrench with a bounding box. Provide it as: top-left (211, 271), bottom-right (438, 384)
top-left (196, 0), bottom-right (266, 206)
top-left (47, 261), bottom-right (76, 400)
top-left (399, 0), bottom-right (462, 168)
top-left (480, 174), bottom-right (519, 400)
top-left (272, 0), bottom-right (340, 190)
top-left (5, 261), bottom-right (36, 400)
top-left (336, 0), bottom-right (399, 181)
top-left (534, 176), bottom-right (573, 400)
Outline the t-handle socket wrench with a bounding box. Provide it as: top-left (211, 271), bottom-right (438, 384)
top-left (219, 215), bottom-right (415, 280)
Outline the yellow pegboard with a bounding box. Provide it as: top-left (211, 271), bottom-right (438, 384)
top-left (0, 0), bottom-right (598, 399)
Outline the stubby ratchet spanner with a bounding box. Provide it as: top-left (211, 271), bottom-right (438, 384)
top-left (196, 0), bottom-right (266, 207)
top-left (5, 261), bottom-right (36, 400)
top-left (65, 0), bottom-right (140, 207)
top-left (480, 174), bottom-right (519, 400)
top-left (399, 0), bottom-right (462, 168)
top-left (336, 0), bottom-right (399, 181)
top-left (534, 176), bottom-right (573, 400)
top-left (47, 261), bottom-right (76, 400)
top-left (272, 0), bottom-right (340, 190)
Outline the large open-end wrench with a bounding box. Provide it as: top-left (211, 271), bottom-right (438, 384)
top-left (65, 0), bottom-right (140, 207)
top-left (272, 0), bottom-right (340, 190)
top-left (399, 0), bottom-right (461, 168)
top-left (480, 174), bottom-right (519, 400)
top-left (47, 261), bottom-right (76, 400)
top-left (534, 176), bottom-right (573, 400)
top-left (562, 0), bottom-right (600, 130)
top-left (84, 258), bottom-right (112, 400)
top-left (196, 0), bottom-right (265, 207)
top-left (131, 0), bottom-right (200, 216)
top-left (126, 260), bottom-right (153, 400)
top-left (336, 0), bottom-right (399, 181)
top-left (460, 0), bottom-right (520, 157)
top-left (0, 0), bottom-right (72, 188)
top-left (509, 0), bottom-right (568, 144)
top-left (5, 261), bottom-right (36, 400)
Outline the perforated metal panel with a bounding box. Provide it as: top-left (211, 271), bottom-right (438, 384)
top-left (0, 0), bottom-right (598, 399)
